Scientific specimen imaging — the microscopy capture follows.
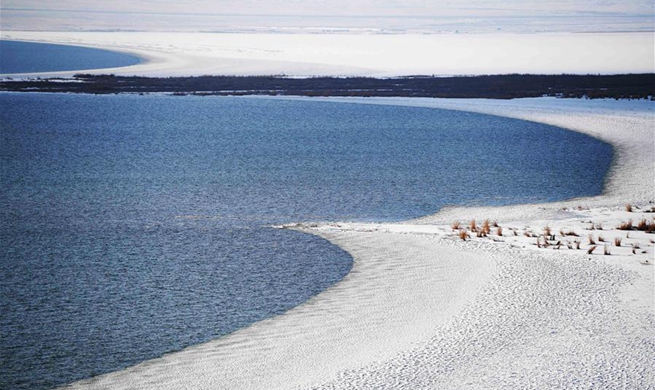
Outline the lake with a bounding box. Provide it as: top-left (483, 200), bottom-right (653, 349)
top-left (0, 93), bottom-right (613, 390)
top-left (0, 40), bottom-right (141, 74)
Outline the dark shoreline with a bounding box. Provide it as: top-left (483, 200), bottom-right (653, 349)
top-left (1, 73), bottom-right (654, 100)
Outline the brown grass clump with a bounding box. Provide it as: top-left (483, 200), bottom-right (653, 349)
top-left (648, 223), bottom-right (655, 234)
top-left (575, 241), bottom-right (581, 250)
top-left (618, 220), bottom-right (633, 230)
top-left (451, 220), bottom-right (461, 230)
top-left (614, 237), bottom-right (622, 246)
top-left (596, 223), bottom-right (603, 230)
top-left (604, 245), bottom-right (611, 255)
top-left (626, 204), bottom-right (633, 212)
top-left (587, 245), bottom-right (597, 254)
top-left (482, 219), bottom-right (491, 235)
top-left (459, 230), bottom-right (468, 241)
top-left (598, 235), bottom-right (605, 242)
top-left (470, 219), bottom-right (477, 232)
top-left (588, 234), bottom-right (596, 245)
top-left (543, 225), bottom-right (552, 237)
top-left (497, 226), bottom-right (503, 236)
top-left (636, 219), bottom-right (655, 233)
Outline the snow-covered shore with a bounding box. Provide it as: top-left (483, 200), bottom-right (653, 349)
top-left (62, 97), bottom-right (654, 389)
top-left (3, 31), bottom-right (653, 77)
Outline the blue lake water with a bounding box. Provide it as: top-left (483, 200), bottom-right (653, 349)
top-left (0, 93), bottom-right (613, 390)
top-left (0, 40), bottom-right (141, 74)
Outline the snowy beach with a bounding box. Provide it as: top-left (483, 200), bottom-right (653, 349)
top-left (2, 31), bottom-right (654, 78)
top-left (62, 97), bottom-right (655, 389)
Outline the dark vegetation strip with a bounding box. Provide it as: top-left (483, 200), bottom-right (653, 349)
top-left (1, 73), bottom-right (654, 99)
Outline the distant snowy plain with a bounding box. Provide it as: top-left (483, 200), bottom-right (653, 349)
top-left (2, 31), bottom-right (653, 77)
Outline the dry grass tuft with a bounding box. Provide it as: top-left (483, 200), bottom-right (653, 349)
top-left (604, 245), bottom-right (611, 255)
top-left (596, 223), bottom-right (603, 230)
top-left (598, 235), bottom-right (605, 242)
top-left (648, 223), bottom-right (655, 234)
top-left (497, 226), bottom-right (503, 236)
top-left (451, 220), bottom-right (461, 230)
top-left (636, 219), bottom-right (655, 233)
top-left (614, 237), bottom-right (622, 246)
top-left (470, 219), bottom-right (477, 232)
top-left (543, 225), bottom-right (552, 237)
top-left (626, 204), bottom-right (633, 212)
top-left (459, 230), bottom-right (468, 241)
top-left (588, 234), bottom-right (596, 245)
top-left (618, 220), bottom-right (633, 230)
top-left (587, 245), bottom-right (597, 254)
top-left (482, 219), bottom-right (491, 235)
top-left (575, 241), bottom-right (581, 250)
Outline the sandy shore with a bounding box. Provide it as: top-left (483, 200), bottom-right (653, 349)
top-left (61, 97), bottom-right (654, 389)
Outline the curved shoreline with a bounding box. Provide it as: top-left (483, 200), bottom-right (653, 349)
top-left (0, 39), bottom-right (154, 78)
top-left (62, 97), bottom-right (654, 389)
